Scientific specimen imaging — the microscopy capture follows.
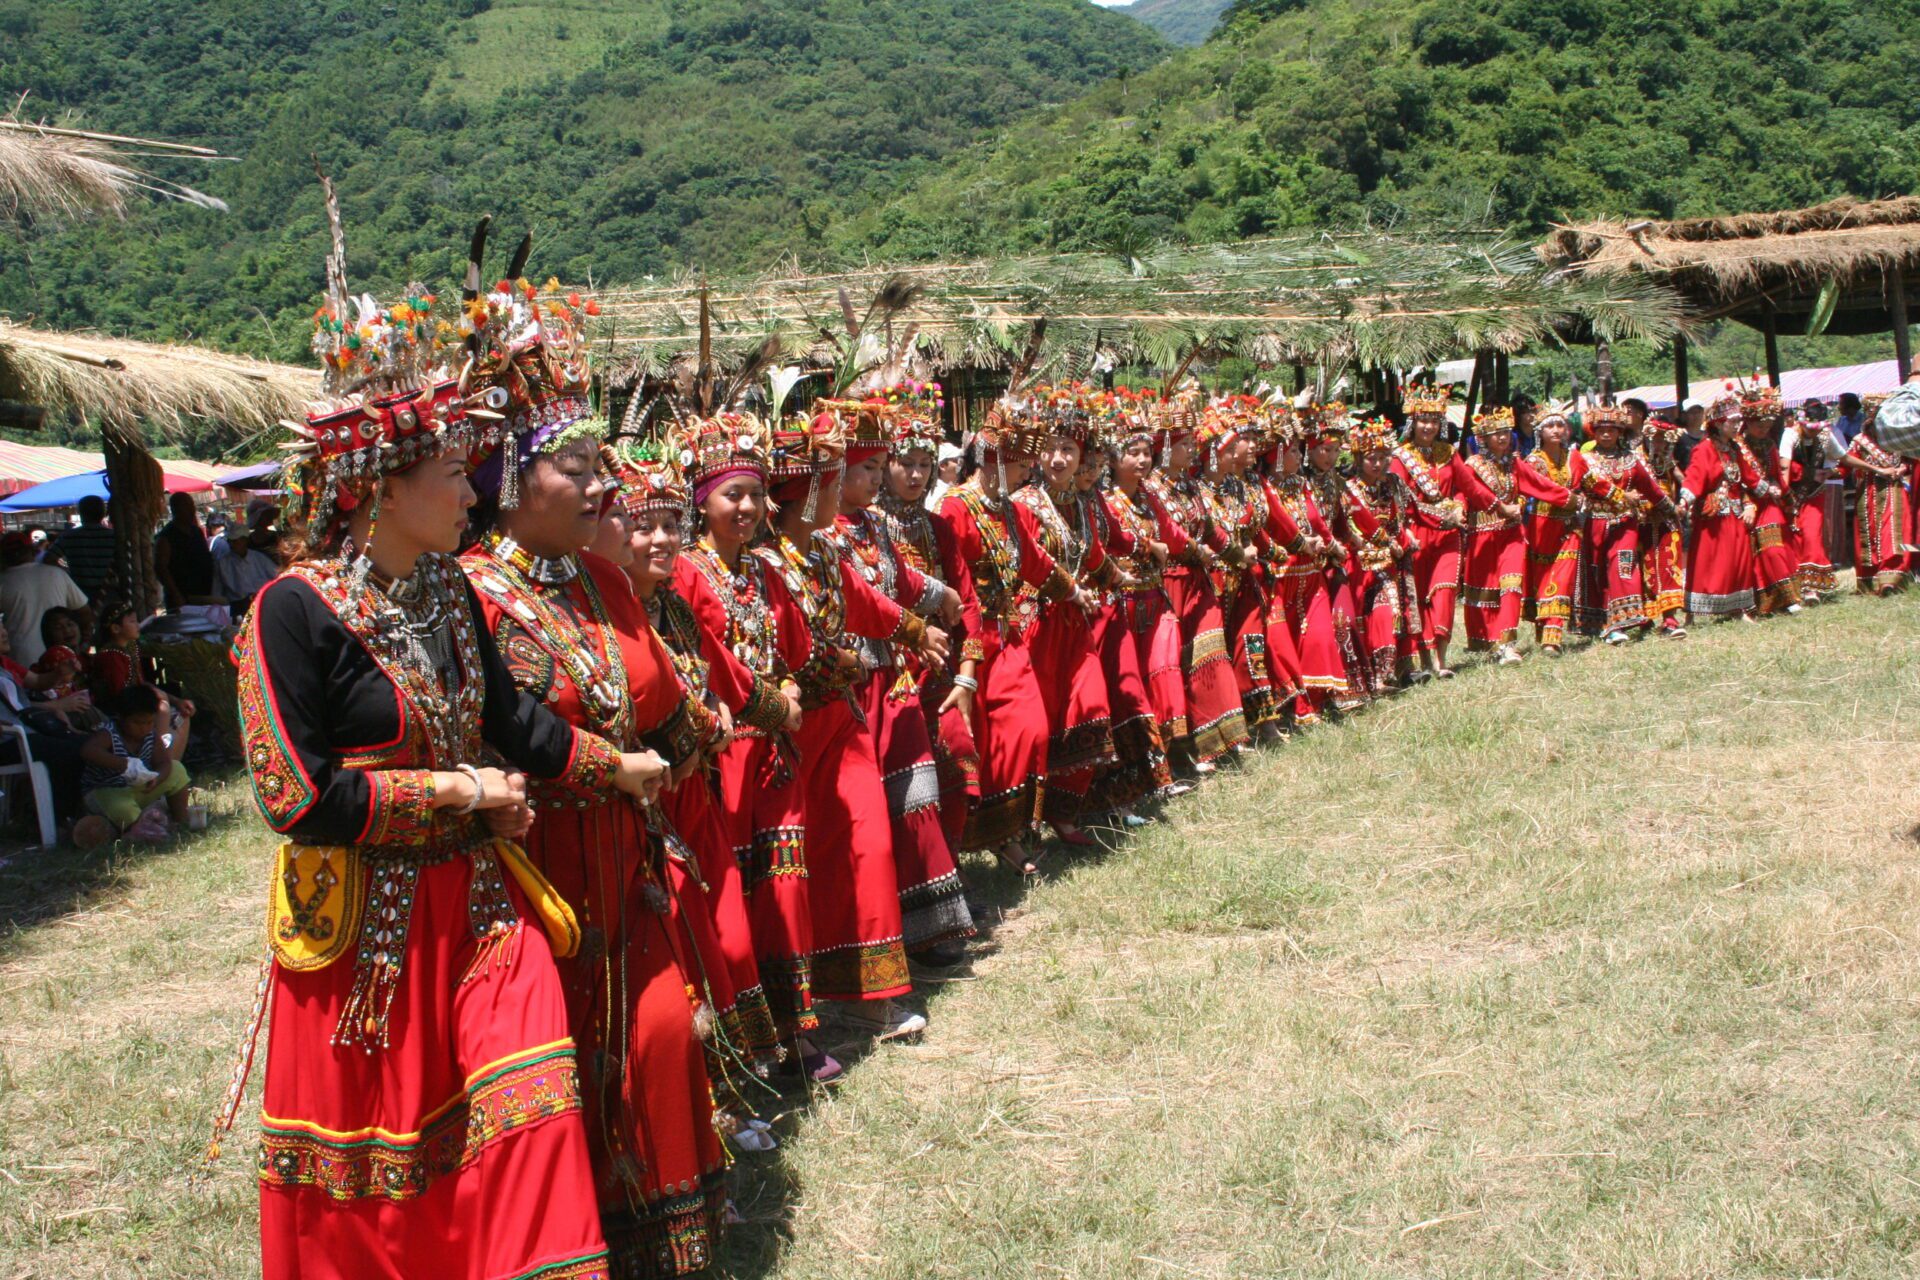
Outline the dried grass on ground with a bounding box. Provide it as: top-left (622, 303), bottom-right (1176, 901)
top-left (0, 588), bottom-right (1915, 1279)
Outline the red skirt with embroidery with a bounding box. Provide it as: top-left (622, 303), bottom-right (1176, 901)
top-left (1164, 566), bottom-right (1247, 762)
top-left (1525, 513), bottom-right (1581, 643)
top-left (1271, 566), bottom-right (1346, 711)
top-left (1854, 477), bottom-right (1911, 593)
top-left (711, 733), bottom-right (817, 1038)
top-left (1461, 525), bottom-right (1528, 648)
top-left (793, 697), bottom-right (912, 1001)
top-left (1409, 524), bottom-right (1464, 642)
top-left (1026, 604), bottom-right (1114, 822)
top-left (258, 858), bottom-right (612, 1280)
top-left (924, 676), bottom-right (980, 851)
top-left (1219, 573), bottom-right (1288, 728)
top-left (961, 633), bottom-right (1050, 850)
top-left (660, 772), bottom-right (780, 1070)
top-left (1748, 502), bottom-right (1800, 613)
top-left (1574, 517), bottom-right (1650, 635)
top-left (1120, 588), bottom-right (1187, 742)
top-left (859, 673), bottom-right (976, 952)
top-left (1686, 511), bottom-right (1758, 616)
top-left (522, 801), bottom-right (724, 1277)
top-left (1087, 599), bottom-right (1172, 812)
top-left (1646, 521), bottom-right (1687, 620)
top-left (1789, 493), bottom-right (1834, 595)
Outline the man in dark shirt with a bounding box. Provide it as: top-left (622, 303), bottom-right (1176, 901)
top-left (153, 492), bottom-right (216, 610)
top-left (53, 496), bottom-right (116, 601)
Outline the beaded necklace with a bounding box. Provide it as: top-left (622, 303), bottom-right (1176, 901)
top-left (646, 587), bottom-right (713, 703)
top-left (687, 539), bottom-right (782, 677)
top-left (468, 533), bottom-right (631, 744)
top-left (1106, 484), bottom-right (1165, 592)
top-left (950, 483), bottom-right (1028, 623)
top-left (1014, 483), bottom-right (1085, 579)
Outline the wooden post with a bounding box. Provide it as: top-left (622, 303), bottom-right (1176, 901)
top-left (1494, 351), bottom-right (1510, 404)
top-left (102, 422), bottom-right (164, 617)
top-left (1291, 362), bottom-right (1306, 395)
top-left (1763, 305), bottom-right (1782, 388)
top-left (1673, 333), bottom-right (1690, 404)
top-left (1893, 263), bottom-right (1914, 382)
top-left (1596, 337), bottom-right (1614, 401)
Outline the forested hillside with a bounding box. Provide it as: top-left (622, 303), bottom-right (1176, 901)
top-left (0, 0), bottom-right (1165, 359)
top-left (845, 0), bottom-right (1920, 260)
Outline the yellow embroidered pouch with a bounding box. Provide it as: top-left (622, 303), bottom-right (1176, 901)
top-left (267, 843), bottom-right (365, 972)
top-left (491, 838), bottom-right (582, 959)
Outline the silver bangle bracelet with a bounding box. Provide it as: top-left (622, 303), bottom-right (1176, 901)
top-left (456, 763), bottom-right (485, 815)
top-left (951, 674), bottom-right (980, 692)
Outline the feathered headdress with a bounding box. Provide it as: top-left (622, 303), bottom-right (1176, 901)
top-left (1350, 414), bottom-right (1396, 455)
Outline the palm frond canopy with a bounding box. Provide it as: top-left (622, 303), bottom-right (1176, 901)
top-left (594, 230), bottom-right (1685, 390)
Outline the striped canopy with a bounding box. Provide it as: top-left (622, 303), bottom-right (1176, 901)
top-left (0, 442), bottom-right (105, 496)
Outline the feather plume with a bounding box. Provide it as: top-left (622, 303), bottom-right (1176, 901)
top-left (463, 215), bottom-right (491, 303)
top-left (506, 231), bottom-right (532, 284)
top-left (1006, 318), bottom-right (1049, 394)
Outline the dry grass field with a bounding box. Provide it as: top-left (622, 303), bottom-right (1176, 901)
top-left (2, 587), bottom-right (1917, 1279)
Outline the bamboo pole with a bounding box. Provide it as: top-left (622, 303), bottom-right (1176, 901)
top-left (1893, 263), bottom-right (1913, 382)
top-left (1763, 305), bottom-right (1782, 387)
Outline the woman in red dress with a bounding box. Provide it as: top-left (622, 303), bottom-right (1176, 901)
top-left (677, 414), bottom-right (838, 1080)
top-left (1105, 404), bottom-right (1194, 764)
top-left (1343, 416), bottom-right (1427, 689)
top-left (1840, 416), bottom-right (1913, 595)
top-left (764, 409), bottom-right (947, 1038)
top-left (830, 389), bottom-right (977, 965)
top-left (1522, 412), bottom-right (1588, 654)
top-left (1571, 405), bottom-right (1677, 644)
top-left (1681, 393), bottom-right (1762, 623)
top-left (1636, 418), bottom-right (1690, 635)
top-left (1390, 387), bottom-right (1471, 677)
top-left (1736, 387), bottom-right (1804, 616)
top-left (1458, 406), bottom-right (1572, 664)
top-left (877, 415), bottom-right (980, 852)
top-left (1780, 413), bottom-right (1842, 601)
top-left (1149, 397), bottom-right (1249, 768)
top-left (460, 283), bottom-right (725, 1276)
top-left (939, 405), bottom-right (1081, 872)
top-left (1304, 409), bottom-right (1375, 707)
top-left (606, 442), bottom-right (783, 1077)
top-left (228, 264), bottom-right (667, 1280)
top-left (1013, 390), bottom-right (1112, 839)
top-left (1264, 420), bottom-right (1347, 719)
top-left (1201, 404), bottom-right (1302, 740)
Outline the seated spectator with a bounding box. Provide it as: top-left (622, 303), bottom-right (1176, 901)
top-left (1833, 393), bottom-right (1866, 446)
top-left (72, 683), bottom-right (194, 850)
top-left (154, 492), bottom-right (216, 610)
top-left (90, 602), bottom-right (153, 704)
top-left (30, 608), bottom-right (89, 722)
top-left (54, 496), bottom-right (116, 600)
top-left (0, 617), bottom-right (95, 824)
top-left (214, 498), bottom-right (282, 610)
top-left (0, 530), bottom-right (89, 667)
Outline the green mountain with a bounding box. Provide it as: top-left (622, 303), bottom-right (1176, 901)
top-left (1109, 0), bottom-right (1230, 46)
top-left (843, 0), bottom-right (1920, 261)
top-left (0, 0), bottom-right (1166, 362)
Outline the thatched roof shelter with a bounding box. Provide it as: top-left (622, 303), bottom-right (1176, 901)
top-left (0, 321), bottom-right (311, 437)
top-left (1538, 197), bottom-right (1920, 384)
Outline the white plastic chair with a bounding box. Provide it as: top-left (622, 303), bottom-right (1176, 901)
top-left (0, 720), bottom-right (59, 849)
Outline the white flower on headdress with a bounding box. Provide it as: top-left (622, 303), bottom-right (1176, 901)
top-left (768, 367), bottom-right (804, 418)
top-left (678, 449), bottom-right (694, 468)
top-left (649, 473), bottom-right (668, 491)
top-left (737, 435), bottom-right (755, 451)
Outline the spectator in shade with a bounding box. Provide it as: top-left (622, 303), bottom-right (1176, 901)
top-left (0, 616), bottom-right (93, 823)
top-left (72, 682), bottom-right (193, 850)
top-left (1833, 393), bottom-right (1866, 446)
top-left (53, 496), bottom-right (116, 600)
top-left (89, 601), bottom-right (152, 705)
top-left (0, 531), bottom-right (89, 667)
top-left (1510, 395), bottom-right (1539, 458)
top-left (213, 498), bottom-right (282, 610)
top-left (33, 607), bottom-right (89, 704)
top-left (153, 492), bottom-right (215, 610)
top-left (926, 441), bottom-right (964, 512)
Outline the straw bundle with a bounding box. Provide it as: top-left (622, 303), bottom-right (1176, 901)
top-left (0, 118), bottom-right (227, 223)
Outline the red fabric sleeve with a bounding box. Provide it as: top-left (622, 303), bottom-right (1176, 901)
top-left (1511, 459), bottom-right (1575, 507)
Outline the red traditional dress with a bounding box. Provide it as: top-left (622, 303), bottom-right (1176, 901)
top-left (1736, 435), bottom-right (1800, 614)
top-left (1636, 430), bottom-right (1689, 627)
top-left (1459, 453), bottom-right (1575, 651)
top-left (938, 482), bottom-right (1074, 848)
top-left (1079, 484), bottom-right (1174, 812)
top-left (1106, 481), bottom-right (1190, 745)
top-left (1521, 446), bottom-right (1585, 648)
top-left (761, 526), bottom-right (922, 1002)
top-left (837, 506), bottom-right (976, 952)
top-left (236, 559), bottom-right (620, 1280)
top-left (878, 490), bottom-right (980, 850)
top-left (1342, 472), bottom-right (1425, 686)
top-left (1203, 471), bottom-right (1298, 728)
top-left (1783, 423), bottom-right (1840, 598)
top-left (1572, 445), bottom-right (1673, 637)
top-left (1389, 440), bottom-right (1471, 649)
top-left (644, 577), bottom-right (784, 1069)
top-left (1150, 472), bottom-right (1249, 760)
top-left (1265, 472), bottom-right (1347, 717)
top-left (677, 547), bottom-right (819, 1039)
top-left (1681, 434), bottom-right (1760, 617)
top-left (1010, 480), bottom-right (1114, 822)
top-left (1846, 431), bottom-right (1913, 593)
top-left (1307, 459), bottom-right (1374, 707)
top-left (463, 542), bottom-right (725, 1276)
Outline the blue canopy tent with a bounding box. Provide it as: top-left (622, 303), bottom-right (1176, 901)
top-left (0, 466), bottom-right (212, 512)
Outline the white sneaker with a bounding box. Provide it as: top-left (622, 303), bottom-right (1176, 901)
top-left (836, 999), bottom-right (927, 1040)
top-left (1603, 629), bottom-right (1628, 646)
top-left (1786, 603), bottom-right (1803, 615)
top-left (1497, 645), bottom-right (1522, 666)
